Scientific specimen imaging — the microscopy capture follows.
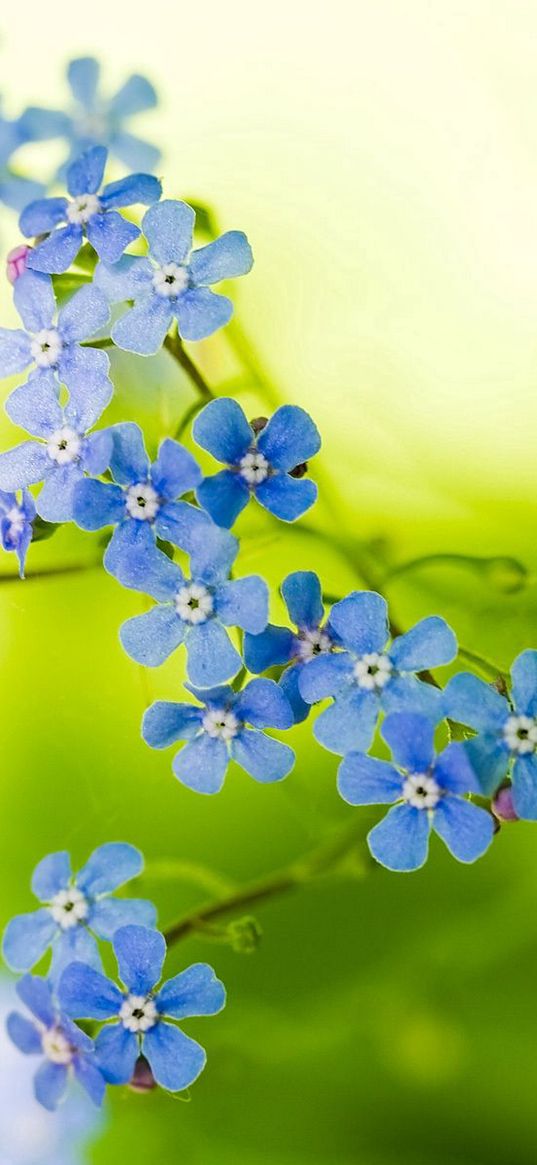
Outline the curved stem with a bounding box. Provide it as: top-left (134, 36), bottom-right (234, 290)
top-left (163, 331), bottom-right (213, 400)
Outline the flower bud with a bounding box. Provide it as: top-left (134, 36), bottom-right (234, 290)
top-left (492, 784), bottom-right (519, 822)
top-left (128, 1055), bottom-right (157, 1093)
top-left (6, 244), bottom-right (32, 284)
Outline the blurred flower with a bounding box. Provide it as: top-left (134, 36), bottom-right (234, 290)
top-left (119, 530), bottom-right (268, 687)
top-left (2, 843), bottom-right (156, 983)
top-left (7, 975), bottom-right (104, 1111)
top-left (0, 976), bottom-right (103, 1163)
top-left (59, 925), bottom-right (225, 1092)
top-left (338, 712), bottom-right (494, 872)
top-left (444, 650), bottom-right (537, 817)
top-left (0, 373), bottom-right (112, 523)
top-left (72, 422), bottom-right (215, 584)
top-left (143, 678), bottom-right (295, 794)
top-left (6, 245), bottom-right (32, 284)
top-left (244, 570), bottom-right (336, 722)
top-left (21, 146), bottom-right (161, 275)
top-left (0, 488), bottom-right (35, 576)
top-left (193, 398), bottom-right (321, 527)
top-left (94, 199), bottom-right (253, 352)
top-left (299, 591), bottom-right (457, 755)
top-left (0, 114), bottom-right (44, 212)
top-left (0, 270), bottom-right (111, 401)
top-left (18, 56), bottom-right (160, 174)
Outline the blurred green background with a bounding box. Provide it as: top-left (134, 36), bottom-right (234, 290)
top-left (2, 2), bottom-right (537, 1162)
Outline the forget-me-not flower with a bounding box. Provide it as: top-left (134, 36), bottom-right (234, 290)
top-left (0, 269), bottom-right (111, 401)
top-left (94, 199), bottom-right (253, 352)
top-left (2, 843), bottom-right (156, 982)
top-left (244, 570), bottom-right (337, 722)
top-left (21, 145), bottom-right (162, 274)
top-left (0, 487), bottom-right (35, 575)
top-left (59, 925), bottom-right (225, 1092)
top-left (143, 679), bottom-right (295, 794)
top-left (444, 650), bottom-right (537, 817)
top-left (193, 398), bottom-right (321, 526)
top-left (0, 112), bottom-right (44, 211)
top-left (19, 56), bottom-right (160, 174)
top-left (72, 422), bottom-right (217, 583)
top-left (7, 974), bottom-right (105, 1111)
top-left (338, 712), bottom-right (494, 872)
top-left (119, 531), bottom-right (268, 687)
top-left (299, 591), bottom-right (457, 755)
top-left (0, 372), bottom-right (112, 523)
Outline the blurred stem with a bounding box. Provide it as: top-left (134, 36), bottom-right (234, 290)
top-left (163, 328), bottom-right (213, 400)
top-left (164, 818), bottom-right (373, 947)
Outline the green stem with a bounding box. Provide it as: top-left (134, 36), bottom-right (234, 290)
top-left (163, 331), bottom-right (213, 400)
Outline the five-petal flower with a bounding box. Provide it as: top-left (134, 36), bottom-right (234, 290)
top-left (21, 145), bottom-right (161, 274)
top-left (338, 712), bottom-right (494, 871)
top-left (193, 398), bottom-right (321, 526)
top-left (58, 925), bottom-right (225, 1093)
top-left (7, 974), bottom-right (105, 1111)
top-left (94, 199), bottom-right (253, 352)
top-left (2, 843), bottom-right (156, 981)
top-left (0, 487), bottom-right (35, 575)
top-left (444, 650), bottom-right (537, 817)
top-left (299, 591), bottom-right (457, 755)
top-left (143, 678), bottom-right (295, 794)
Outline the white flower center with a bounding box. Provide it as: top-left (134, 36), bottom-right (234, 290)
top-left (119, 994), bottom-right (158, 1033)
top-left (6, 505), bottom-right (25, 536)
top-left (503, 714), bottom-right (537, 755)
top-left (152, 263), bottom-right (189, 298)
top-left (296, 627), bottom-right (332, 662)
top-left (66, 193), bottom-right (101, 225)
top-left (46, 426), bottom-right (82, 466)
top-left (175, 582), bottom-right (214, 625)
top-left (202, 707), bottom-right (240, 740)
top-left (402, 772), bottom-right (441, 810)
top-left (353, 652), bottom-right (393, 690)
top-left (125, 482), bottom-right (160, 520)
top-left (41, 1028), bottom-right (73, 1065)
top-left (30, 328), bottom-right (63, 368)
top-left (49, 887), bottom-right (88, 930)
top-left (239, 450), bottom-right (270, 486)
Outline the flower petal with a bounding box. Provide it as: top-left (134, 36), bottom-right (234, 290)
top-left (104, 519), bottom-right (157, 581)
top-left (58, 344), bottom-right (112, 404)
top-left (0, 442), bottom-right (50, 491)
top-left (381, 674), bottom-right (442, 720)
top-left (28, 224), bottom-right (82, 274)
top-left (389, 616), bottom-right (457, 672)
top-left (368, 803), bottom-right (431, 872)
top-left (434, 741), bottom-right (483, 794)
top-left (113, 924), bottom-right (166, 994)
top-left (73, 1056), bottom-right (106, 1106)
top-left (511, 650), bottom-right (537, 716)
top-left (109, 542), bottom-right (182, 600)
top-left (176, 287), bottom-right (233, 341)
top-left (193, 398), bottom-right (252, 465)
top-left (77, 843), bottom-right (144, 896)
top-left (34, 1061), bottom-right (68, 1111)
top-left (173, 734), bottom-right (229, 795)
top-left (59, 961), bottom-right (122, 1020)
top-left (255, 474), bottom-right (317, 522)
top-left (189, 231), bottom-right (253, 285)
top-left (157, 963), bottom-right (226, 1018)
top-left (58, 284), bottom-right (110, 342)
top-left (20, 196), bottom-right (68, 237)
top-left (186, 621), bottom-right (242, 687)
top-left (143, 701), bottom-right (203, 748)
top-left (112, 295), bottom-right (173, 355)
top-left (67, 145), bottom-right (107, 197)
top-left (95, 1023), bottom-right (138, 1085)
top-left (109, 74), bottom-right (158, 117)
top-left (443, 672), bottom-right (508, 733)
top-left (235, 677), bottom-right (294, 729)
top-left (36, 463), bottom-right (84, 523)
top-left (5, 371), bottom-right (62, 437)
top-left (6, 1011), bottom-right (42, 1054)
top-left (512, 754), bottom-right (537, 819)
top-left (68, 57), bottom-right (100, 107)
top-left (13, 270), bottom-right (55, 331)
top-left (0, 327), bottom-right (32, 376)
top-left (94, 254), bottom-right (154, 302)
top-left (86, 210), bottom-right (139, 264)
top-left (50, 927), bottom-right (103, 984)
top-left (231, 729), bottom-right (295, 783)
top-left (244, 624), bottom-right (295, 672)
top-left (155, 501), bottom-right (238, 582)
top-left (279, 664), bottom-right (310, 724)
top-left (328, 591), bottom-right (389, 656)
top-left (381, 712), bottom-right (436, 772)
top-left (109, 422), bottom-right (149, 484)
top-left (16, 973), bottom-right (56, 1025)
top-left (82, 430), bottom-right (114, 476)
top-left (338, 753), bottom-right (403, 805)
top-left (100, 172), bottom-right (161, 209)
top-left (298, 652), bottom-right (355, 702)
top-left (196, 470), bottom-right (250, 528)
top-left (2, 909), bottom-right (56, 971)
top-left (120, 606), bottom-right (185, 666)
top-left (89, 896), bottom-right (157, 941)
top-left (433, 797), bottom-right (494, 862)
top-left (150, 437), bottom-right (201, 499)
top-left (462, 736), bottom-right (510, 796)
top-left (111, 131), bottom-right (160, 172)
top-left (142, 199), bottom-right (195, 265)
top-left (0, 175), bottom-right (45, 212)
top-left (31, 850), bottom-right (71, 900)
top-left (281, 570), bottom-right (324, 629)
top-left (216, 575), bottom-right (269, 634)
top-left (72, 478), bottom-right (125, 530)
top-left (258, 406), bottom-right (321, 472)
top-left (313, 689), bottom-right (379, 755)
top-left (144, 1021), bottom-right (206, 1092)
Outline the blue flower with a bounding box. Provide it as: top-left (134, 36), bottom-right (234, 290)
top-left (21, 146), bottom-right (161, 274)
top-left (299, 591), bottom-right (457, 755)
top-left (0, 114), bottom-right (45, 211)
top-left (58, 925), bottom-right (225, 1093)
top-left (7, 974), bottom-right (105, 1111)
top-left (244, 570), bottom-right (337, 722)
top-left (0, 488), bottom-right (35, 576)
top-left (0, 373), bottom-right (112, 523)
top-left (444, 650), bottom-right (537, 818)
top-left (119, 527), bottom-right (268, 687)
top-left (72, 422), bottom-right (216, 584)
top-left (2, 843), bottom-right (156, 982)
top-left (338, 712), bottom-right (494, 872)
top-left (19, 56), bottom-right (160, 174)
top-left (193, 398), bottom-right (321, 527)
top-left (94, 199), bottom-right (253, 352)
top-left (143, 679), bottom-right (295, 794)
top-left (0, 269), bottom-right (111, 401)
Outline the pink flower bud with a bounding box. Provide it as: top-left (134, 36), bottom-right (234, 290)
top-left (6, 244), bottom-right (32, 284)
top-left (492, 784), bottom-right (519, 822)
